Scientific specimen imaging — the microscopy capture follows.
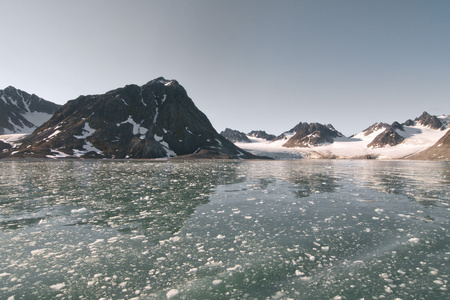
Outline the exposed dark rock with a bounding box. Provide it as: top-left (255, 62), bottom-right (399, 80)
top-left (361, 122), bottom-right (390, 136)
top-left (220, 128), bottom-right (251, 143)
top-left (248, 130), bottom-right (276, 141)
top-left (280, 122), bottom-right (343, 148)
top-left (408, 130), bottom-right (450, 161)
top-left (0, 140), bottom-right (12, 151)
top-left (390, 121), bottom-right (404, 131)
top-left (404, 119), bottom-right (415, 126)
top-left (0, 86), bottom-right (61, 134)
top-left (415, 111), bottom-right (444, 130)
top-left (367, 126), bottom-right (405, 148)
top-left (10, 78), bottom-right (263, 159)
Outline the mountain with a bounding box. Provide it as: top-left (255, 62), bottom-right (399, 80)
top-left (367, 122), bottom-right (405, 148)
top-left (414, 111), bottom-right (444, 129)
top-left (408, 130), bottom-right (450, 160)
top-left (232, 112), bottom-right (449, 160)
top-left (367, 112), bottom-right (446, 149)
top-left (248, 130), bottom-right (276, 141)
top-left (0, 86), bottom-right (61, 134)
top-left (10, 78), bottom-right (265, 159)
top-left (280, 122), bottom-right (344, 148)
top-left (220, 128), bottom-right (251, 143)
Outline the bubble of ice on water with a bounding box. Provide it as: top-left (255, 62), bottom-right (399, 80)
top-left (166, 289), bottom-right (179, 298)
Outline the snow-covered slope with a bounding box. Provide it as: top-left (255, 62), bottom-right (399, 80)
top-left (236, 113), bottom-right (449, 160)
top-left (0, 86), bottom-right (61, 134)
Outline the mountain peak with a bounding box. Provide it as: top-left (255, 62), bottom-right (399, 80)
top-left (415, 111), bottom-right (444, 129)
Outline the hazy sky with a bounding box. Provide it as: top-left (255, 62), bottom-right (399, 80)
top-left (1, 0), bottom-right (449, 136)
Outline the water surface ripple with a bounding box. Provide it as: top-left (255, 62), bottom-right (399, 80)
top-left (0, 160), bottom-right (449, 299)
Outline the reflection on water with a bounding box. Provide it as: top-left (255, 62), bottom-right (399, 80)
top-left (0, 159), bottom-right (449, 299)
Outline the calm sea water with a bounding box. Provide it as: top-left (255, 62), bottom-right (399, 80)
top-left (0, 159), bottom-right (449, 300)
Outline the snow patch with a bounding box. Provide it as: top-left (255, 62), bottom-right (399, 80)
top-left (117, 116), bottom-right (149, 137)
top-left (73, 122), bottom-right (96, 139)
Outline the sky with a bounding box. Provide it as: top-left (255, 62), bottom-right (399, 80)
top-left (1, 0), bottom-right (449, 136)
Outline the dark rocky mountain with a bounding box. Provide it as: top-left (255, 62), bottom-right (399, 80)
top-left (10, 78), bottom-right (265, 159)
top-left (220, 128), bottom-right (251, 143)
top-left (408, 130), bottom-right (450, 161)
top-left (367, 112), bottom-right (446, 149)
top-left (248, 130), bottom-right (276, 141)
top-left (0, 86), bottom-right (61, 134)
top-left (415, 111), bottom-right (444, 130)
top-left (367, 126), bottom-right (405, 148)
top-left (360, 122), bottom-right (390, 137)
top-left (281, 122), bottom-right (343, 148)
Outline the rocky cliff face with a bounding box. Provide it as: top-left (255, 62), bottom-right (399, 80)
top-left (220, 128), bottom-right (251, 143)
top-left (281, 122), bottom-right (343, 148)
top-left (0, 86), bottom-right (61, 134)
top-left (248, 130), bottom-right (276, 141)
top-left (12, 78), bottom-right (263, 159)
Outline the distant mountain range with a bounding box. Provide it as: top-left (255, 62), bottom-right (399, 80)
top-left (0, 86), bottom-right (61, 135)
top-left (225, 111), bottom-right (449, 161)
top-left (0, 80), bottom-right (448, 160)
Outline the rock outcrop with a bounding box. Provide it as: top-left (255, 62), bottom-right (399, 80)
top-left (281, 122), bottom-right (343, 148)
top-left (220, 128), bottom-right (251, 143)
top-left (248, 130), bottom-right (276, 141)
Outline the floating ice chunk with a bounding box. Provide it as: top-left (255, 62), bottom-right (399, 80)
top-left (71, 207), bottom-right (88, 214)
top-left (321, 246), bottom-right (330, 252)
top-left (107, 237), bottom-right (119, 244)
top-left (408, 238), bottom-right (420, 243)
top-left (212, 279), bottom-right (223, 285)
top-left (216, 234), bottom-right (226, 239)
top-left (31, 249), bottom-right (46, 256)
top-left (295, 270), bottom-right (305, 276)
top-left (166, 289), bottom-right (179, 298)
top-left (50, 283), bottom-right (66, 291)
top-left (89, 239), bottom-right (105, 246)
top-left (226, 264), bottom-right (242, 272)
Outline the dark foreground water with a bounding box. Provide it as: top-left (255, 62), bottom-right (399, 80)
top-left (0, 160), bottom-right (449, 300)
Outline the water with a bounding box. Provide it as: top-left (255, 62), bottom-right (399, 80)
top-left (0, 159), bottom-right (449, 300)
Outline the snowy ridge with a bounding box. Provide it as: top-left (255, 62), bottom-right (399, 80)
top-left (235, 113), bottom-right (449, 160)
top-left (0, 86), bottom-right (61, 134)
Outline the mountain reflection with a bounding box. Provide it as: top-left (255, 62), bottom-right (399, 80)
top-left (0, 160), bottom-right (244, 242)
top-left (349, 161), bottom-right (450, 206)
